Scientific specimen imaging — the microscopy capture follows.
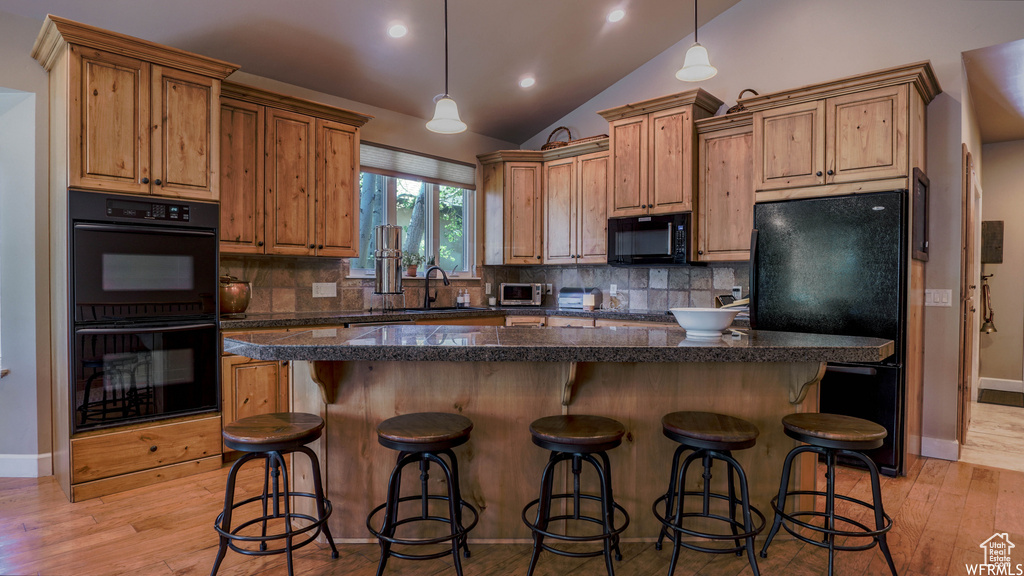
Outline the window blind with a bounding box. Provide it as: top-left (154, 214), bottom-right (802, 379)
top-left (360, 142), bottom-right (476, 190)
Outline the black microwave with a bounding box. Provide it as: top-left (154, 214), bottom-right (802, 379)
top-left (607, 213), bottom-right (690, 266)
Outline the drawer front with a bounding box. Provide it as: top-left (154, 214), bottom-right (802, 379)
top-left (72, 415), bottom-right (222, 483)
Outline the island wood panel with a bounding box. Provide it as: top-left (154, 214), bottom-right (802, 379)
top-left (294, 359), bottom-right (821, 541)
top-left (315, 119), bottom-right (359, 257)
top-left (753, 100), bottom-right (825, 192)
top-left (566, 361), bottom-right (821, 538)
top-left (826, 84), bottom-right (908, 185)
top-left (607, 116), bottom-right (647, 217)
top-left (543, 157), bottom-right (576, 264)
top-left (151, 65), bottom-right (219, 199)
top-left (266, 108), bottom-right (315, 256)
top-left (69, 45), bottom-right (151, 195)
top-left (219, 98), bottom-right (265, 252)
top-left (577, 151), bottom-right (609, 264)
top-left (648, 106), bottom-right (691, 213)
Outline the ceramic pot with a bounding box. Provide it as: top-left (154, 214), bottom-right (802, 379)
top-left (219, 275), bottom-right (251, 314)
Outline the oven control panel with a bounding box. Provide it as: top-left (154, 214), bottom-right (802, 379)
top-left (107, 198), bottom-right (190, 221)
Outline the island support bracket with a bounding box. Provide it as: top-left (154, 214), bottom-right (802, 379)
top-left (790, 362), bottom-right (827, 405)
top-left (309, 361), bottom-right (340, 404)
top-left (560, 362), bottom-right (579, 406)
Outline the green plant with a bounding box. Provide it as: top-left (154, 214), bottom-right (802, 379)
top-left (401, 252), bottom-right (423, 266)
top-left (427, 256), bottom-right (436, 266)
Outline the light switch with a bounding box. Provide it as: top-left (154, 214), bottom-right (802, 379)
top-left (924, 288), bottom-right (952, 307)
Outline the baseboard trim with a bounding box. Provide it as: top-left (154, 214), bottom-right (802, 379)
top-left (921, 437), bottom-right (959, 461)
top-left (0, 453), bottom-right (53, 478)
top-left (979, 377), bottom-right (1024, 394)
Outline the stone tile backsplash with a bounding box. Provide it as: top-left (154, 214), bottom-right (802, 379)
top-left (221, 255), bottom-right (749, 314)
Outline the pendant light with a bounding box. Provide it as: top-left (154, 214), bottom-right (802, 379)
top-left (426, 0), bottom-right (467, 134)
top-left (675, 0), bottom-right (717, 82)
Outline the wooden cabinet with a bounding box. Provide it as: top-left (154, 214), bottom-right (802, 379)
top-left (480, 140), bottom-right (609, 266)
top-left (219, 82), bottom-right (371, 257)
top-left (599, 90), bottom-right (722, 217)
top-left (745, 63), bottom-right (939, 201)
top-left (35, 16), bottom-right (237, 201)
top-left (547, 316), bottom-right (595, 327)
top-left (543, 151), bottom-right (609, 264)
top-left (695, 114), bottom-right (755, 262)
top-left (221, 355), bottom-right (289, 453)
top-left (505, 315), bottom-right (546, 327)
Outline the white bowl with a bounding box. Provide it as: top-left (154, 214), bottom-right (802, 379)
top-left (669, 307), bottom-right (739, 340)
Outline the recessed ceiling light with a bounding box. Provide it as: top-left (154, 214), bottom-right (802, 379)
top-left (607, 9), bottom-right (625, 23)
top-left (519, 76), bottom-right (536, 89)
top-left (387, 23), bottom-right (408, 38)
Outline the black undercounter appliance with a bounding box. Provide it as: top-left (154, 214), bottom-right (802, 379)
top-left (68, 189), bottom-right (220, 433)
top-left (751, 190), bottom-right (907, 476)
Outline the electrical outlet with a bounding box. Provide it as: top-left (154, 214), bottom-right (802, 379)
top-left (732, 285), bottom-right (743, 300)
top-left (312, 282), bottom-right (337, 298)
top-left (545, 283), bottom-right (553, 295)
top-left (610, 284), bottom-right (617, 296)
top-left (485, 282), bottom-right (492, 295)
top-left (924, 288), bottom-right (952, 307)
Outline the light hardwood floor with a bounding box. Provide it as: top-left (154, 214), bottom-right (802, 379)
top-left (959, 400), bottom-right (1024, 473)
top-left (1, 454), bottom-right (1022, 576)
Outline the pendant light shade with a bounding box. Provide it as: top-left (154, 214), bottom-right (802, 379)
top-left (676, 0), bottom-right (717, 82)
top-left (426, 0), bottom-right (467, 134)
top-left (427, 96), bottom-right (467, 134)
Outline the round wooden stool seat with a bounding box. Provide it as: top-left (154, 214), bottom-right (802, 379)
top-left (782, 413), bottom-right (887, 450)
top-left (530, 415), bottom-right (625, 453)
top-left (377, 412), bottom-right (474, 452)
top-left (222, 412), bottom-right (324, 452)
top-left (662, 411), bottom-right (759, 451)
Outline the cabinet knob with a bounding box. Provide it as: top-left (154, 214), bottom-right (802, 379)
top-left (642, 204), bottom-right (647, 209)
top-left (536, 256), bottom-right (542, 260)
top-left (155, 178), bottom-right (162, 185)
top-left (318, 244), bottom-right (324, 249)
top-left (827, 169), bottom-right (834, 176)
top-left (309, 244), bottom-right (316, 249)
top-left (257, 241), bottom-right (264, 247)
top-left (141, 177), bottom-right (150, 184)
top-left (698, 250), bottom-right (704, 255)
top-left (816, 171), bottom-right (823, 177)
top-left (149, 445), bottom-right (158, 453)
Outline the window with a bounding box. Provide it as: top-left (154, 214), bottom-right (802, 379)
top-left (351, 144), bottom-right (476, 276)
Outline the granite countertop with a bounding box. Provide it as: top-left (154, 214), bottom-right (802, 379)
top-left (219, 307), bottom-right (747, 330)
top-left (223, 324), bottom-right (892, 364)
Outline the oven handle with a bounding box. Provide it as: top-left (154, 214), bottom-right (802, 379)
top-left (74, 223), bottom-right (216, 237)
top-left (76, 323), bottom-right (216, 335)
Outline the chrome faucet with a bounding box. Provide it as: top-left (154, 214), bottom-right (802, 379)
top-left (423, 266), bottom-right (451, 309)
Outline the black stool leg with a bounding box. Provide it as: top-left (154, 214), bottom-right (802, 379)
top-left (595, 451), bottom-right (622, 565)
top-left (296, 446), bottom-right (339, 559)
top-left (527, 452), bottom-right (561, 576)
top-left (259, 456), bottom-right (272, 552)
top-left (424, 452), bottom-right (466, 576)
top-left (656, 444), bottom-right (687, 550)
top-left (375, 451), bottom-right (414, 576)
top-left (267, 451), bottom-right (295, 576)
top-left (717, 450), bottom-right (761, 576)
top-left (440, 448), bottom-right (471, 559)
top-left (760, 444), bottom-right (813, 558)
top-left (824, 449), bottom-right (837, 576)
top-left (844, 449), bottom-right (898, 576)
top-left (211, 452), bottom-right (260, 576)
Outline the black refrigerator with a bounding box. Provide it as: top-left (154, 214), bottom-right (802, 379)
top-left (750, 190), bottom-right (907, 476)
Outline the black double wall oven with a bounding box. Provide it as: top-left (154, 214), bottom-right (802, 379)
top-left (69, 190), bottom-right (220, 433)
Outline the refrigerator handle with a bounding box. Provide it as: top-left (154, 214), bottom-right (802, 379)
top-left (749, 228), bottom-right (758, 329)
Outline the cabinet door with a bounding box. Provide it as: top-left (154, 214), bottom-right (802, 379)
top-left (504, 162), bottom-right (543, 264)
top-left (543, 157), bottom-right (577, 264)
top-left (68, 45), bottom-right (151, 194)
top-left (577, 151), bottom-right (609, 264)
top-left (607, 115), bottom-right (648, 217)
top-left (151, 66), bottom-right (219, 200)
top-left (221, 355), bottom-right (289, 452)
top-left (648, 106), bottom-right (693, 214)
top-left (826, 84), bottom-right (908, 184)
top-left (697, 125), bottom-right (754, 262)
top-left (265, 109), bottom-right (315, 256)
top-left (505, 316), bottom-right (546, 327)
top-left (219, 98), bottom-right (265, 253)
top-left (753, 100), bottom-right (825, 191)
top-left (315, 119), bottom-right (360, 257)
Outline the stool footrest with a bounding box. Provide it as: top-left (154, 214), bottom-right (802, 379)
top-left (522, 492), bottom-right (630, 548)
top-left (653, 492), bottom-right (765, 554)
top-left (769, 489), bottom-right (893, 548)
top-left (366, 494), bottom-right (479, 550)
top-left (213, 492), bottom-right (333, 557)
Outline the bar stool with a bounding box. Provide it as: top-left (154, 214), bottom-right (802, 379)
top-left (211, 412), bottom-right (338, 576)
top-left (522, 415), bottom-right (630, 576)
top-left (759, 413), bottom-right (896, 576)
top-left (653, 411), bottom-right (765, 576)
top-left (366, 412), bottom-right (478, 576)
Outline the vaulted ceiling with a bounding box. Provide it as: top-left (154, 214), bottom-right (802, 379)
top-left (0, 0), bottom-right (741, 144)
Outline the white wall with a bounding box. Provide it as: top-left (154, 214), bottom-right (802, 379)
top-left (521, 0), bottom-right (1024, 458)
top-left (0, 10), bottom-right (52, 477)
top-left (979, 140), bottom-right (1024, 387)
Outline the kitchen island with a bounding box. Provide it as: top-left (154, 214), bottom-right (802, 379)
top-left (224, 324), bottom-right (893, 542)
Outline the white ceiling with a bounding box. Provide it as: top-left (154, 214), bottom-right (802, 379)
top-left (964, 38), bottom-right (1024, 144)
top-left (0, 0), bottom-right (741, 144)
